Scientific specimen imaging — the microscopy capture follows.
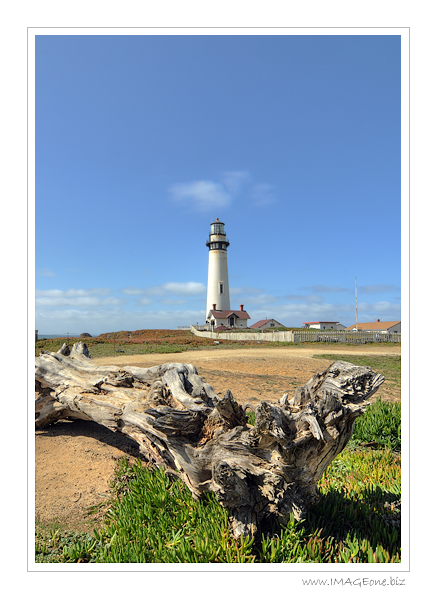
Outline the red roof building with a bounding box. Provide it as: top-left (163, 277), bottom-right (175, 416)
top-left (206, 304), bottom-right (250, 328)
top-left (345, 320), bottom-right (401, 333)
top-left (250, 319), bottom-right (285, 329)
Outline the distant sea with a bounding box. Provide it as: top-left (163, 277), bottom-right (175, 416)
top-left (38, 334), bottom-right (82, 339)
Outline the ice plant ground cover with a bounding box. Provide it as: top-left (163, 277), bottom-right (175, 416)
top-left (35, 400), bottom-right (401, 564)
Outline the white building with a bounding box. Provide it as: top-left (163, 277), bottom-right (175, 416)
top-left (206, 304), bottom-right (251, 328)
top-left (302, 321), bottom-right (346, 330)
top-left (205, 219), bottom-right (250, 327)
top-left (206, 218), bottom-right (230, 321)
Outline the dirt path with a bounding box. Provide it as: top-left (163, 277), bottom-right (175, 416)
top-left (35, 345), bottom-right (401, 532)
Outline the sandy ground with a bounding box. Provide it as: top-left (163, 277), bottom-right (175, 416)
top-left (35, 345), bottom-right (401, 532)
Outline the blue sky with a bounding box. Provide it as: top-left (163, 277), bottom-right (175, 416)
top-left (35, 33), bottom-right (401, 335)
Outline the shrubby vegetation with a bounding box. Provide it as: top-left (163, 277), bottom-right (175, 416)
top-left (35, 330), bottom-right (401, 358)
top-left (35, 329), bottom-right (265, 357)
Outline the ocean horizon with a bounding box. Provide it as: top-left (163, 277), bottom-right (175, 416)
top-left (38, 334), bottom-right (83, 339)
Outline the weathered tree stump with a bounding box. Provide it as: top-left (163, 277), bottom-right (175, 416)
top-left (35, 342), bottom-right (385, 538)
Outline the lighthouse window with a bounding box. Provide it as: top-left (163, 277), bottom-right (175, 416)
top-left (219, 283), bottom-right (224, 294)
top-left (211, 223), bottom-right (225, 235)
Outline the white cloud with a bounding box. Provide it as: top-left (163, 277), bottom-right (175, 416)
top-left (242, 293), bottom-right (280, 306)
top-left (169, 180), bottom-right (231, 212)
top-left (222, 170), bottom-right (251, 194)
top-left (359, 285), bottom-right (401, 294)
top-left (162, 282), bottom-right (206, 295)
top-left (35, 291), bottom-right (401, 336)
top-left (35, 307), bottom-right (207, 336)
top-left (121, 287), bottom-right (144, 295)
top-left (122, 283), bottom-right (206, 298)
top-left (36, 268), bottom-right (55, 277)
top-left (249, 183), bottom-right (276, 207)
top-left (35, 288), bottom-right (121, 308)
top-left (357, 301), bottom-right (401, 321)
top-left (169, 171), bottom-right (276, 211)
top-left (87, 288), bottom-right (112, 296)
top-left (303, 285), bottom-right (350, 294)
top-left (230, 286), bottom-right (264, 295)
top-left (146, 282), bottom-right (206, 296)
top-left (36, 288), bottom-right (111, 298)
top-left (286, 294), bottom-right (325, 303)
top-left (159, 298), bottom-right (187, 305)
top-left (138, 297), bottom-right (153, 306)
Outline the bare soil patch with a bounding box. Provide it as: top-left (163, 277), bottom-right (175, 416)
top-left (35, 345), bottom-right (401, 532)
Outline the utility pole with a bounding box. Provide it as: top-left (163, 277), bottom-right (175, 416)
top-left (355, 277), bottom-right (358, 332)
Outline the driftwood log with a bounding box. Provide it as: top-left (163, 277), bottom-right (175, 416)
top-left (35, 342), bottom-right (385, 538)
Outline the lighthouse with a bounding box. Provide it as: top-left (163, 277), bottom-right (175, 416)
top-left (205, 218), bottom-right (230, 321)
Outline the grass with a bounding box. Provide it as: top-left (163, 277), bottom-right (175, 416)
top-left (35, 330), bottom-right (401, 358)
top-left (315, 353), bottom-right (401, 383)
top-left (35, 330), bottom-right (269, 358)
top-left (315, 353), bottom-right (401, 402)
top-left (35, 397), bottom-right (401, 564)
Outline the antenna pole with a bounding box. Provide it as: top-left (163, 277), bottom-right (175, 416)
top-left (355, 277), bottom-right (358, 332)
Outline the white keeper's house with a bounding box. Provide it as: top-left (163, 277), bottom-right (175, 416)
top-left (345, 319), bottom-right (401, 334)
top-left (206, 304), bottom-right (251, 328)
top-left (303, 321), bottom-right (346, 330)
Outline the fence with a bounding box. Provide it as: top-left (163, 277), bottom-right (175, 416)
top-left (190, 325), bottom-right (401, 344)
top-left (292, 331), bottom-right (401, 344)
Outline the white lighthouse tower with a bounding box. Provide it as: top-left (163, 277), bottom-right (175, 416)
top-left (206, 218), bottom-right (230, 321)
